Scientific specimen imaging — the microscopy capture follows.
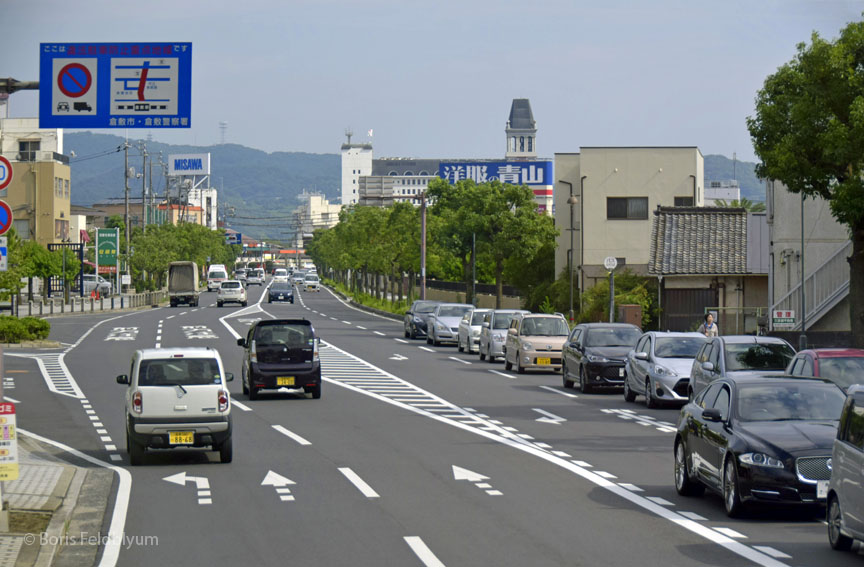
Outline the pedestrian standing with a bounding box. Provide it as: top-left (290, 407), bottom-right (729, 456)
top-left (698, 313), bottom-right (718, 337)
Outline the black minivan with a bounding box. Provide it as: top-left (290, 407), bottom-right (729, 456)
top-left (237, 319), bottom-right (321, 399)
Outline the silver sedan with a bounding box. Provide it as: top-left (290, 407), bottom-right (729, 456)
top-left (623, 332), bottom-right (707, 408)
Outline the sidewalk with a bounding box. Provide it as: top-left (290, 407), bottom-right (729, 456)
top-left (0, 434), bottom-right (114, 567)
top-left (9, 292), bottom-right (166, 319)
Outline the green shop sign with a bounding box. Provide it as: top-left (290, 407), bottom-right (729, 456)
top-left (97, 228), bottom-right (119, 266)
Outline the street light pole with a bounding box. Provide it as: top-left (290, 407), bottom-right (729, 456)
top-left (141, 143), bottom-right (148, 229)
top-left (559, 179), bottom-right (574, 321)
top-left (420, 191), bottom-right (427, 300)
top-left (580, 175), bottom-right (587, 311)
top-left (123, 141), bottom-right (130, 287)
top-left (800, 193), bottom-right (807, 350)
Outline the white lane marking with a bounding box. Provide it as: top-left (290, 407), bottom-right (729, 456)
top-left (679, 511), bottom-right (707, 521)
top-left (20, 428), bottom-right (131, 567)
top-left (180, 311), bottom-right (188, 315)
top-left (486, 490), bottom-right (503, 496)
top-left (272, 425), bottom-right (312, 446)
top-left (619, 483), bottom-right (643, 492)
top-left (419, 346), bottom-right (434, 352)
top-left (533, 408), bottom-right (566, 425)
top-left (489, 370), bottom-right (516, 379)
top-left (715, 528), bottom-right (747, 539)
top-left (595, 471), bottom-right (618, 479)
top-left (166, 315), bottom-right (175, 319)
top-left (338, 467), bottom-right (380, 498)
top-left (646, 496), bottom-right (674, 506)
top-left (356, 326), bottom-right (367, 330)
top-left (330, 317), bottom-right (338, 321)
top-left (752, 547), bottom-right (791, 559)
top-left (374, 331), bottom-right (385, 336)
top-left (342, 320), bottom-right (352, 325)
top-left (571, 460), bottom-right (592, 467)
top-left (231, 400), bottom-right (252, 412)
top-left (394, 338), bottom-right (408, 343)
top-left (552, 451), bottom-right (571, 458)
top-left (404, 537), bottom-right (447, 567)
top-left (389, 354), bottom-right (408, 361)
top-left (110, 455), bottom-right (122, 462)
top-left (449, 357), bottom-right (471, 365)
top-left (539, 385), bottom-right (578, 398)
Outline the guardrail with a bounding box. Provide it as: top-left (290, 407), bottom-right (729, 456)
top-left (12, 291), bottom-right (168, 318)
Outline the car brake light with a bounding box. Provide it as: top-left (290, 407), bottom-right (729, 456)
top-left (218, 389), bottom-right (229, 412)
top-left (313, 339), bottom-right (319, 362)
top-left (250, 340), bottom-right (257, 363)
top-left (132, 391), bottom-right (143, 414)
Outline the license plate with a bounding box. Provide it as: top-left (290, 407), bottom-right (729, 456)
top-left (169, 431), bottom-right (194, 445)
top-left (537, 357), bottom-right (551, 365)
top-left (817, 480), bottom-right (828, 499)
top-left (277, 376), bottom-right (295, 386)
top-left (619, 368), bottom-right (625, 377)
top-left (278, 295), bottom-right (284, 298)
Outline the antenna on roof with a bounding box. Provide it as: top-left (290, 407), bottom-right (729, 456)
top-left (345, 128), bottom-right (353, 145)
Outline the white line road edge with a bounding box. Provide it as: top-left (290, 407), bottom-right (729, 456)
top-left (218, 283), bottom-right (274, 339)
top-left (320, 340), bottom-right (791, 567)
top-left (272, 425), bottom-right (312, 446)
top-left (19, 428), bottom-right (130, 567)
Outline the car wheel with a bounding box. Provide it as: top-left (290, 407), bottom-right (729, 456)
top-left (623, 377), bottom-right (636, 402)
top-left (306, 384), bottom-right (322, 399)
top-left (243, 301), bottom-right (248, 307)
top-left (645, 379), bottom-right (657, 409)
top-left (504, 356), bottom-right (512, 371)
top-left (674, 439), bottom-right (705, 497)
top-left (217, 302), bottom-right (223, 308)
top-left (405, 328), bottom-right (410, 339)
top-left (409, 326), bottom-right (417, 340)
top-left (218, 437), bottom-right (233, 464)
top-left (580, 365), bottom-right (592, 394)
top-left (488, 351), bottom-right (496, 363)
top-left (479, 347), bottom-right (486, 361)
top-left (458, 337), bottom-right (464, 353)
top-left (516, 352), bottom-right (526, 374)
top-left (427, 336), bottom-right (433, 345)
top-left (248, 384), bottom-right (259, 401)
top-left (828, 496), bottom-right (854, 551)
top-left (723, 456), bottom-right (745, 518)
top-left (127, 431), bottom-right (144, 466)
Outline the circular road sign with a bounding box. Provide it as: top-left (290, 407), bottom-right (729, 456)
top-left (0, 156), bottom-right (12, 191)
top-left (604, 256), bottom-right (618, 271)
top-left (0, 200), bottom-right (13, 236)
top-left (57, 63), bottom-right (92, 98)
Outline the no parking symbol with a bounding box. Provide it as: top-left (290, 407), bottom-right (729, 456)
top-left (52, 58), bottom-right (97, 114)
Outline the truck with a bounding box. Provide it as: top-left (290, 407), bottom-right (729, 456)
top-left (168, 261), bottom-right (200, 307)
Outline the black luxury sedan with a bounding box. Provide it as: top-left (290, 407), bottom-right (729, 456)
top-left (673, 374), bottom-right (845, 517)
top-left (268, 282), bottom-right (294, 303)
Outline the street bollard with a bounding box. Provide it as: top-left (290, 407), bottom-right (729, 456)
top-left (39, 301), bottom-right (43, 316)
top-left (90, 297), bottom-right (94, 312)
top-left (61, 299), bottom-right (64, 313)
top-left (28, 301), bottom-right (32, 316)
top-left (121, 296), bottom-right (124, 309)
top-left (100, 297), bottom-right (104, 311)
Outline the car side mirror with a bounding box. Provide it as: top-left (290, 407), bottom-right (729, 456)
top-left (702, 408), bottom-right (723, 422)
top-left (225, 372), bottom-right (234, 382)
top-left (237, 338), bottom-right (246, 347)
top-left (116, 374), bottom-right (129, 385)
top-left (701, 361), bottom-right (715, 372)
top-left (635, 352), bottom-right (649, 361)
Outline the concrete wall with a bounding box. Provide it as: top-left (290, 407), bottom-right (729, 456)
top-left (420, 288), bottom-right (523, 309)
top-left (341, 144), bottom-right (372, 206)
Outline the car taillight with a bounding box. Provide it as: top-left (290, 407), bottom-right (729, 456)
top-left (132, 391), bottom-right (143, 414)
top-left (250, 340), bottom-right (257, 363)
top-left (218, 389), bottom-right (229, 412)
top-left (313, 339), bottom-right (319, 362)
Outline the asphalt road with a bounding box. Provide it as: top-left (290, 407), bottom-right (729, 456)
top-left (7, 281), bottom-right (862, 566)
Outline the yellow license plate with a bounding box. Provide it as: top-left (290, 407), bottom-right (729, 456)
top-left (537, 357), bottom-right (551, 365)
top-left (277, 377), bottom-right (295, 386)
top-left (169, 431), bottom-right (194, 445)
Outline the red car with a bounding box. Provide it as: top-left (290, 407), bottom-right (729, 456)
top-left (786, 348), bottom-right (864, 392)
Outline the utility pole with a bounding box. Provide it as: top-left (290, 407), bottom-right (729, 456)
top-left (148, 150), bottom-right (154, 225)
top-left (123, 140), bottom-right (130, 285)
top-left (420, 192), bottom-right (427, 300)
top-left (140, 142), bottom-right (148, 228)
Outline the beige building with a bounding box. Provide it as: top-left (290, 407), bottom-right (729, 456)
top-left (555, 147), bottom-right (704, 294)
top-left (0, 118), bottom-right (71, 246)
top-left (291, 191), bottom-right (342, 247)
top-left (767, 180), bottom-right (850, 332)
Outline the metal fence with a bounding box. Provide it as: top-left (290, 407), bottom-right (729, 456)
top-left (9, 291), bottom-right (167, 318)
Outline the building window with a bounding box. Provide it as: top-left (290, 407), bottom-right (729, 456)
top-left (520, 136), bottom-right (525, 152)
top-left (65, 179), bottom-right (70, 199)
top-left (674, 196), bottom-right (694, 206)
top-left (511, 136), bottom-right (517, 152)
top-left (19, 140), bottom-right (39, 161)
top-left (607, 197), bottom-right (649, 220)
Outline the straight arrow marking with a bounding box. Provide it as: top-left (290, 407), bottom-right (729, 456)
top-left (452, 465), bottom-right (489, 483)
top-left (533, 408), bottom-right (567, 424)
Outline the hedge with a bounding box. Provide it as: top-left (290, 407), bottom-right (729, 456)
top-left (0, 316), bottom-right (51, 343)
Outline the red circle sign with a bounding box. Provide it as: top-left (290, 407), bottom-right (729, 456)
top-left (0, 156), bottom-right (12, 191)
top-left (57, 63), bottom-right (92, 98)
top-left (0, 200), bottom-right (13, 236)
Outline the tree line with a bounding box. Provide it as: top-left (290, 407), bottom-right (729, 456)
top-left (306, 178), bottom-right (557, 309)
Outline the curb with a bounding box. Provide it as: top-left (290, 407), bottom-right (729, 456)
top-left (325, 286), bottom-right (402, 322)
top-left (0, 341), bottom-right (62, 350)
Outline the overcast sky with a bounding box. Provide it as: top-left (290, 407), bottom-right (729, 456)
top-left (3, 0), bottom-right (861, 162)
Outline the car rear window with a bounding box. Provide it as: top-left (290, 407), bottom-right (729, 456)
top-left (725, 343), bottom-right (795, 372)
top-left (255, 324), bottom-right (313, 346)
top-left (209, 271), bottom-right (227, 279)
top-left (222, 281), bottom-right (241, 289)
top-left (492, 312), bottom-right (518, 330)
top-left (414, 302), bottom-right (439, 314)
top-left (816, 357), bottom-right (864, 390)
top-left (271, 283), bottom-right (292, 290)
top-left (438, 306), bottom-right (471, 318)
top-left (139, 358), bottom-right (222, 386)
top-left (471, 312), bottom-right (486, 325)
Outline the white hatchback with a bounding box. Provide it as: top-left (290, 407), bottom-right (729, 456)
top-left (116, 347), bottom-right (234, 465)
top-left (273, 268), bottom-right (289, 283)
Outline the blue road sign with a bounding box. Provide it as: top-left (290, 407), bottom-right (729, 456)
top-left (40, 43), bottom-right (192, 129)
top-left (0, 200), bottom-right (12, 236)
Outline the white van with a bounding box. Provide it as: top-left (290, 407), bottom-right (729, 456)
top-left (207, 265), bottom-right (228, 292)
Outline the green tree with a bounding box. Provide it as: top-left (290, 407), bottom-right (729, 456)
top-left (712, 197), bottom-right (767, 212)
top-left (746, 18), bottom-right (864, 346)
top-left (577, 269), bottom-right (657, 327)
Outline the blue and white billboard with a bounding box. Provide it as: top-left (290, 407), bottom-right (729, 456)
top-left (438, 161), bottom-right (553, 187)
top-left (40, 42), bottom-right (192, 129)
top-left (168, 154), bottom-right (210, 176)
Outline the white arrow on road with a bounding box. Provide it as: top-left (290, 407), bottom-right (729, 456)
top-left (163, 472), bottom-right (212, 505)
top-left (262, 470), bottom-right (296, 502)
top-left (389, 353), bottom-right (408, 361)
top-left (533, 408), bottom-right (567, 425)
top-left (452, 466), bottom-right (501, 495)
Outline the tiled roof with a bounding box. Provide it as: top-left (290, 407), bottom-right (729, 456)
top-left (649, 207), bottom-right (748, 275)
